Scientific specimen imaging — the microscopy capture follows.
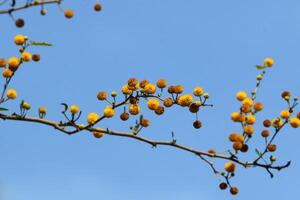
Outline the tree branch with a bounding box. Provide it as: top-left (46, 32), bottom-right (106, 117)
top-left (0, 0), bottom-right (62, 15)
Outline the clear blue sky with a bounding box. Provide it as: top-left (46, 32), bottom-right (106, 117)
top-left (0, 0), bottom-right (300, 199)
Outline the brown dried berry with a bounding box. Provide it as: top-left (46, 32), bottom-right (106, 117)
top-left (297, 112), bottom-right (300, 119)
top-left (154, 106), bottom-right (164, 115)
top-left (120, 112), bottom-right (129, 121)
top-left (240, 144), bottom-right (249, 153)
top-left (168, 85), bottom-right (175, 94)
top-left (15, 18), bottom-right (25, 28)
top-left (263, 119), bottom-right (272, 128)
top-left (267, 144), bottom-right (277, 152)
top-left (193, 120), bottom-right (202, 129)
top-left (219, 182), bottom-right (228, 190)
top-left (139, 80), bottom-right (149, 88)
top-left (94, 2), bottom-right (102, 11)
top-left (129, 97), bottom-right (139, 104)
top-left (261, 130), bottom-right (270, 138)
top-left (189, 103), bottom-right (199, 113)
top-left (281, 91), bottom-right (291, 99)
top-left (230, 187), bottom-right (239, 195)
top-left (32, 54), bottom-right (41, 62)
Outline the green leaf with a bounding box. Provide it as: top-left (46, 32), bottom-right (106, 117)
top-left (256, 65), bottom-right (266, 70)
top-left (0, 107), bottom-right (8, 111)
top-left (139, 114), bottom-right (143, 122)
top-left (255, 148), bottom-right (261, 156)
top-left (60, 103), bottom-right (68, 113)
top-left (29, 41), bottom-right (53, 46)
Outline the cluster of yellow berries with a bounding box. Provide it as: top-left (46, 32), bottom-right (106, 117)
top-left (230, 91), bottom-right (262, 148)
top-left (1, 35), bottom-right (40, 80)
top-left (83, 78), bottom-right (209, 132)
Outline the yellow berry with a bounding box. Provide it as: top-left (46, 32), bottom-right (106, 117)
top-left (14, 34), bottom-right (26, 45)
top-left (129, 104), bottom-right (140, 115)
top-left (177, 94), bottom-right (193, 107)
top-left (243, 125), bottom-right (254, 137)
top-left (231, 112), bottom-right (244, 122)
top-left (111, 91), bottom-right (117, 97)
top-left (39, 106), bottom-right (47, 114)
top-left (22, 102), bottom-right (31, 110)
top-left (143, 83), bottom-right (156, 94)
top-left (236, 91), bottom-right (247, 101)
top-left (2, 69), bottom-right (13, 78)
top-left (147, 98), bottom-right (160, 110)
top-left (228, 133), bottom-right (244, 143)
top-left (21, 52), bottom-right (31, 62)
top-left (70, 105), bottom-right (80, 114)
top-left (87, 112), bottom-right (100, 124)
top-left (290, 117), bottom-right (300, 128)
top-left (224, 162), bottom-right (236, 173)
top-left (242, 98), bottom-right (253, 107)
top-left (122, 85), bottom-right (133, 95)
top-left (257, 75), bottom-right (263, 80)
top-left (280, 110), bottom-right (290, 119)
top-left (203, 93), bottom-right (209, 99)
top-left (78, 124), bottom-right (85, 130)
top-left (193, 86), bottom-right (204, 96)
top-left (103, 106), bottom-right (115, 118)
top-left (264, 57), bottom-right (275, 67)
top-left (245, 115), bottom-right (256, 125)
top-left (8, 57), bottom-right (20, 71)
top-left (6, 89), bottom-right (17, 99)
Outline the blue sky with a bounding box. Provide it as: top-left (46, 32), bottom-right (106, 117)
top-left (0, 0), bottom-right (300, 199)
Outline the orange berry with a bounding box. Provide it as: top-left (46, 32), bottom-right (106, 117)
top-left (230, 186), bottom-right (239, 195)
top-left (156, 79), bottom-right (167, 89)
top-left (261, 130), bottom-right (270, 137)
top-left (64, 9), bottom-right (74, 19)
top-left (94, 2), bottom-right (102, 11)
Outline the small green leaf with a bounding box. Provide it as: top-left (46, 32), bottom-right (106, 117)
top-left (0, 107), bottom-right (8, 111)
top-left (139, 114), bottom-right (144, 122)
top-left (29, 41), bottom-right (53, 46)
top-left (255, 148), bottom-right (261, 156)
top-left (61, 103), bottom-right (68, 113)
top-left (256, 65), bottom-right (266, 70)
